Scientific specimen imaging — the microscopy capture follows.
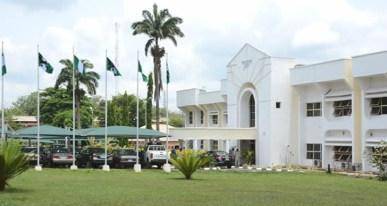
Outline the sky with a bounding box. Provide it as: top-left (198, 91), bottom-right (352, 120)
top-left (1, 0), bottom-right (387, 111)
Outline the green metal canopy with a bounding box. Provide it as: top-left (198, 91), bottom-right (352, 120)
top-left (14, 125), bottom-right (74, 138)
top-left (78, 126), bottom-right (166, 138)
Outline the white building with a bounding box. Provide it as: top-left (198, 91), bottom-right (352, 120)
top-left (170, 43), bottom-right (387, 171)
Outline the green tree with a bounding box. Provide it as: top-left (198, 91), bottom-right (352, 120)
top-left (11, 92), bottom-right (38, 116)
top-left (98, 93), bottom-right (146, 127)
top-left (40, 87), bottom-right (93, 128)
top-left (170, 150), bottom-right (210, 180)
top-left (146, 72), bottom-right (153, 129)
top-left (169, 112), bottom-right (184, 127)
top-left (55, 59), bottom-right (100, 129)
top-left (370, 141), bottom-right (387, 181)
top-left (132, 3), bottom-right (184, 131)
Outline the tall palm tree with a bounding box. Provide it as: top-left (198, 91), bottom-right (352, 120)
top-left (132, 3), bottom-right (184, 131)
top-left (55, 59), bottom-right (100, 129)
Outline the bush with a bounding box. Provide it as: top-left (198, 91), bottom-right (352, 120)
top-left (369, 141), bottom-right (387, 181)
top-left (0, 140), bottom-right (29, 191)
top-left (170, 150), bottom-right (210, 180)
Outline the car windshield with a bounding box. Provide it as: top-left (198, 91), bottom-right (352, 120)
top-left (89, 148), bottom-right (105, 153)
top-left (148, 146), bottom-right (165, 151)
top-left (53, 148), bottom-right (69, 153)
top-left (22, 147), bottom-right (36, 153)
top-left (119, 149), bottom-right (136, 155)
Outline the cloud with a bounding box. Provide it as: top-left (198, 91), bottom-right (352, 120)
top-left (292, 23), bottom-right (340, 48)
top-left (2, 0), bottom-right (78, 11)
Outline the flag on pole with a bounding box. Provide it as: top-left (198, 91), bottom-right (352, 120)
top-left (38, 53), bottom-right (54, 74)
top-left (1, 49), bottom-right (6, 76)
top-left (106, 57), bottom-right (121, 76)
top-left (73, 55), bottom-right (85, 74)
top-left (137, 60), bottom-right (148, 82)
top-left (166, 61), bottom-right (170, 84)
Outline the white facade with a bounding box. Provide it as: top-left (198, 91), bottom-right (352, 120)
top-left (171, 43), bottom-right (387, 171)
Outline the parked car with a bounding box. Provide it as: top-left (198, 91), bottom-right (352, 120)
top-left (77, 147), bottom-right (113, 168)
top-left (208, 151), bottom-right (232, 168)
top-left (113, 148), bottom-right (137, 168)
top-left (22, 146), bottom-right (50, 166)
top-left (49, 147), bottom-right (74, 167)
top-left (143, 145), bottom-right (168, 168)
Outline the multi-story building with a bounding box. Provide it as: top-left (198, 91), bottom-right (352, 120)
top-left (170, 43), bottom-right (387, 171)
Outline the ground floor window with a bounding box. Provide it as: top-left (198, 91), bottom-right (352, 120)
top-left (200, 140), bottom-right (204, 149)
top-left (211, 140), bottom-right (218, 151)
top-left (306, 144), bottom-right (321, 160)
top-left (333, 146), bottom-right (352, 162)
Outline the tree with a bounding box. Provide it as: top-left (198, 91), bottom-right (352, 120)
top-left (40, 87), bottom-right (93, 128)
top-left (146, 72), bottom-right (153, 129)
top-left (11, 92), bottom-right (38, 116)
top-left (55, 59), bottom-right (100, 129)
top-left (98, 93), bottom-right (146, 127)
top-left (132, 3), bottom-right (184, 131)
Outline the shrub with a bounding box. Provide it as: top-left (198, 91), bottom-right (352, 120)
top-left (370, 141), bottom-right (387, 181)
top-left (170, 150), bottom-right (210, 180)
top-left (0, 140), bottom-right (29, 191)
top-left (243, 150), bottom-right (254, 166)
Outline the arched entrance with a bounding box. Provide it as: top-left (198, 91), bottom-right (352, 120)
top-left (238, 85), bottom-right (257, 165)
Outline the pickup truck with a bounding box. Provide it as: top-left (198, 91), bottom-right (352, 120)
top-left (143, 145), bottom-right (168, 168)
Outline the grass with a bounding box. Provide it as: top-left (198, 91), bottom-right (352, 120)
top-left (1, 169), bottom-right (387, 206)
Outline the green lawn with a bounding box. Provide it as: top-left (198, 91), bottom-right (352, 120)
top-left (1, 169), bottom-right (387, 206)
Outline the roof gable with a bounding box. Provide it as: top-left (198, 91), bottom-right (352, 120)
top-left (227, 43), bottom-right (269, 67)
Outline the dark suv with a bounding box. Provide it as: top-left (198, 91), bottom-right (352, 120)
top-left (77, 147), bottom-right (113, 168)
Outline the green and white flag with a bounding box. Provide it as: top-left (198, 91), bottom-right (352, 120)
top-left (106, 57), bottom-right (121, 76)
top-left (73, 55), bottom-right (84, 74)
top-left (38, 53), bottom-right (53, 74)
top-left (1, 50), bottom-right (6, 76)
top-left (137, 60), bottom-right (147, 82)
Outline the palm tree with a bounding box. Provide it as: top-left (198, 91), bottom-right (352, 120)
top-left (131, 3), bottom-right (184, 131)
top-left (55, 59), bottom-right (100, 129)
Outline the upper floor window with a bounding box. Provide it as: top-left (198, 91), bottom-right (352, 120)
top-left (211, 115), bottom-right (218, 125)
top-left (306, 102), bottom-right (321, 117)
top-left (370, 97), bottom-right (387, 115)
top-left (188, 111), bottom-right (193, 124)
top-left (306, 144), bottom-right (321, 160)
top-left (223, 112), bottom-right (228, 125)
top-left (333, 100), bottom-right (352, 117)
top-left (249, 95), bottom-right (255, 127)
top-left (200, 111), bottom-right (204, 124)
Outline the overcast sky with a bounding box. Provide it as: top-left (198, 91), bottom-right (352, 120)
top-left (1, 0), bottom-right (387, 111)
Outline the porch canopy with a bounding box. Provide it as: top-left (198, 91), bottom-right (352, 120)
top-left (169, 127), bottom-right (256, 140)
top-left (12, 125), bottom-right (166, 139)
top-left (13, 125), bottom-right (73, 138)
top-left (78, 126), bottom-right (166, 139)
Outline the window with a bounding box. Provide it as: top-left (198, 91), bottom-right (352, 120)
top-left (306, 144), bottom-right (321, 160)
top-left (333, 146), bottom-right (352, 162)
top-left (276, 102), bottom-right (281, 109)
top-left (333, 100), bottom-right (352, 117)
top-left (223, 112), bottom-right (228, 125)
top-left (200, 111), bottom-right (204, 124)
top-left (211, 115), bottom-right (218, 125)
top-left (200, 140), bottom-right (204, 149)
top-left (211, 140), bottom-right (218, 151)
top-left (249, 95), bottom-right (255, 127)
top-left (306, 102), bottom-right (321, 117)
top-left (370, 97), bottom-right (387, 115)
top-left (188, 111), bottom-right (193, 124)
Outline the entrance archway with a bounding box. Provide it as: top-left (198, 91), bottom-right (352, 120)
top-left (238, 85), bottom-right (257, 165)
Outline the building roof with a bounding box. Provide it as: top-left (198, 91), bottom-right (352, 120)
top-left (12, 116), bottom-right (37, 122)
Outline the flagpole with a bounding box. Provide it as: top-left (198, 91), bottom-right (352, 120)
top-left (1, 41), bottom-right (4, 141)
top-left (134, 50), bottom-right (141, 172)
top-left (163, 53), bottom-right (171, 173)
top-left (35, 44), bottom-right (42, 171)
top-left (103, 49), bottom-right (109, 171)
top-left (70, 47), bottom-right (77, 170)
